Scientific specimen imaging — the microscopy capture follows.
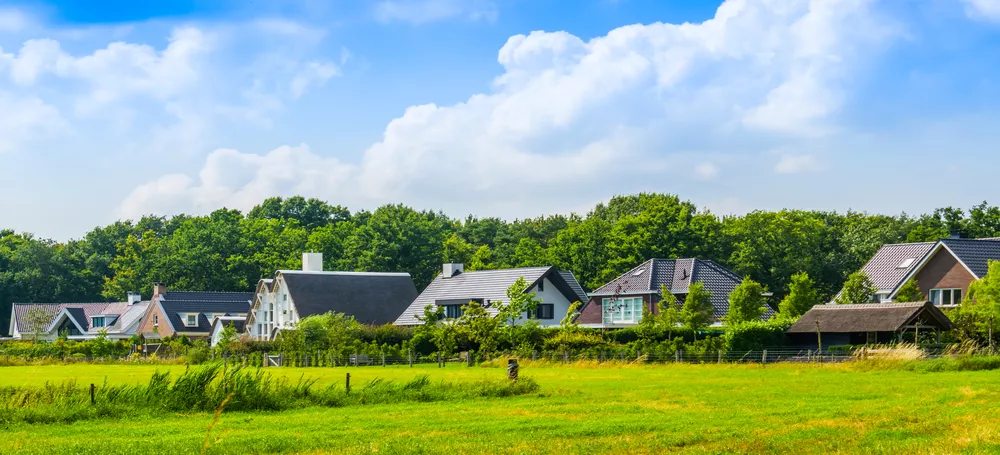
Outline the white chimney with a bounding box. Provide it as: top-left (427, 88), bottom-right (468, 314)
top-left (303, 252), bottom-right (324, 272)
top-left (127, 293), bottom-right (142, 305)
top-left (443, 263), bottom-right (464, 278)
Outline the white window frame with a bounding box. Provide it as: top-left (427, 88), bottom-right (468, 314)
top-left (185, 314), bottom-right (197, 327)
top-left (92, 316), bottom-right (105, 328)
top-left (929, 288), bottom-right (962, 306)
top-left (602, 297), bottom-right (644, 324)
top-left (153, 315), bottom-right (159, 327)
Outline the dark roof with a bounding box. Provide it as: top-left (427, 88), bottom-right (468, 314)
top-left (211, 316), bottom-right (246, 334)
top-left (860, 242), bottom-right (936, 293)
top-left (940, 238), bottom-right (1000, 278)
top-left (787, 302), bottom-right (954, 333)
top-left (281, 271), bottom-right (418, 325)
top-left (159, 291), bottom-right (253, 333)
top-left (63, 308), bottom-right (90, 331)
top-left (394, 266), bottom-right (587, 325)
top-left (13, 303), bottom-right (109, 334)
top-left (590, 258), bottom-right (767, 321)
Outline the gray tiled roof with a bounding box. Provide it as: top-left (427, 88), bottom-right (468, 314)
top-left (11, 302), bottom-right (144, 335)
top-left (860, 242), bottom-right (936, 293)
top-left (940, 238), bottom-right (1000, 278)
top-left (394, 266), bottom-right (586, 325)
top-left (591, 258), bottom-right (767, 321)
top-left (160, 291), bottom-right (253, 333)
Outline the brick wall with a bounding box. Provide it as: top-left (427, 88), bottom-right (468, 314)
top-left (914, 249), bottom-right (976, 298)
top-left (137, 303), bottom-right (173, 339)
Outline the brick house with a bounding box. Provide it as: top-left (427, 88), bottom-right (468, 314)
top-left (857, 235), bottom-right (1000, 306)
top-left (576, 258), bottom-right (774, 328)
top-left (136, 283), bottom-right (252, 340)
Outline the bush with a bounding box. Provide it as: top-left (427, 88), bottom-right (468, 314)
top-left (723, 319), bottom-right (792, 351)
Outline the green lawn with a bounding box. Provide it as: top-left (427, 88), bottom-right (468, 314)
top-left (3, 362), bottom-right (1000, 454)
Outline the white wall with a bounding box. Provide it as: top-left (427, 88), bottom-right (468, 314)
top-left (249, 275), bottom-right (300, 341)
top-left (514, 276), bottom-right (575, 327)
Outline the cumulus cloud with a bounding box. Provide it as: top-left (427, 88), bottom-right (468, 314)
top-left (963, 0), bottom-right (1000, 22)
top-left (0, 91), bottom-right (65, 153)
top-left (120, 0), bottom-right (898, 219)
top-left (374, 0), bottom-right (498, 24)
top-left (774, 154), bottom-right (821, 174)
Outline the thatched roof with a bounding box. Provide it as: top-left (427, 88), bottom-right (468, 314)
top-left (787, 302), bottom-right (954, 334)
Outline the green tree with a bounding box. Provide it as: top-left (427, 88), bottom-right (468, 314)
top-left (216, 323), bottom-right (239, 355)
top-left (495, 277), bottom-right (542, 326)
top-left (726, 277), bottom-right (767, 325)
top-left (778, 272), bottom-right (819, 318)
top-left (835, 271), bottom-right (876, 304)
top-left (894, 279), bottom-right (925, 303)
top-left (458, 301), bottom-right (500, 356)
top-left (682, 281), bottom-right (714, 340)
top-left (442, 233), bottom-right (474, 265)
top-left (24, 307), bottom-right (51, 343)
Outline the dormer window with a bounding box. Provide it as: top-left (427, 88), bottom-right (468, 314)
top-left (186, 314), bottom-right (197, 327)
top-left (92, 317), bottom-right (105, 328)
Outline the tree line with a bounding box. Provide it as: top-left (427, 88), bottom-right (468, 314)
top-left (4, 193), bottom-right (1000, 336)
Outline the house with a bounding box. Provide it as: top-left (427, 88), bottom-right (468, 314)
top-left (393, 263), bottom-right (589, 327)
top-left (246, 253), bottom-right (419, 340)
top-left (857, 235), bottom-right (1000, 306)
top-left (136, 283), bottom-right (252, 340)
top-left (210, 316), bottom-right (246, 347)
top-left (8, 293), bottom-right (149, 341)
top-left (787, 302), bottom-right (954, 348)
top-left (576, 258), bottom-right (772, 328)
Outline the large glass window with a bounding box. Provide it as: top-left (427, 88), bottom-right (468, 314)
top-left (92, 317), bottom-right (105, 328)
top-left (929, 288), bottom-right (962, 306)
top-left (443, 304), bottom-right (464, 319)
top-left (602, 297), bottom-right (645, 324)
top-left (528, 304), bottom-right (555, 320)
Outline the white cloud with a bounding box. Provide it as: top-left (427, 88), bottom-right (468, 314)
top-left (775, 154), bottom-right (821, 174)
top-left (374, 0), bottom-right (497, 24)
top-left (120, 0), bottom-right (897, 219)
top-left (0, 8), bottom-right (30, 32)
top-left (0, 91), bottom-right (65, 153)
top-left (963, 0), bottom-right (1000, 22)
top-left (289, 61), bottom-right (338, 99)
top-left (694, 162), bottom-right (720, 180)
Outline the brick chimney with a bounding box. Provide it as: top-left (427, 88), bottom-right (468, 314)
top-left (152, 282), bottom-right (167, 298)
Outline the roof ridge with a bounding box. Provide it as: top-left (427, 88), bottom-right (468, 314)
top-left (167, 290), bottom-right (253, 294)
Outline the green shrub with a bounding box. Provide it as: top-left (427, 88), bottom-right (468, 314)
top-left (723, 319), bottom-right (791, 351)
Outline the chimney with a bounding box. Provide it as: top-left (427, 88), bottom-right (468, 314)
top-left (443, 263), bottom-right (464, 278)
top-left (152, 282), bottom-right (167, 298)
top-left (302, 252), bottom-right (324, 272)
top-left (127, 293), bottom-right (142, 306)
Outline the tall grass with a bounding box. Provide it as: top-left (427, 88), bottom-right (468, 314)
top-left (0, 365), bottom-right (539, 425)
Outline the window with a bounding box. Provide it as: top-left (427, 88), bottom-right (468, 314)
top-left (929, 288), bottom-right (962, 306)
top-left (602, 297), bottom-right (645, 324)
top-left (538, 280), bottom-right (544, 292)
top-left (897, 258), bottom-right (915, 269)
top-left (186, 314), bottom-right (197, 326)
top-left (92, 317), bottom-right (105, 328)
top-left (442, 304), bottom-right (464, 319)
top-left (528, 304), bottom-right (555, 320)
top-left (153, 315), bottom-right (158, 327)
top-left (633, 269), bottom-right (645, 276)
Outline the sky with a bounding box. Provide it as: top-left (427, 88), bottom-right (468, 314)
top-left (2, 0), bottom-right (1000, 241)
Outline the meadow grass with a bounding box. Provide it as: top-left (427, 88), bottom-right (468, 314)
top-left (4, 362), bottom-right (1000, 454)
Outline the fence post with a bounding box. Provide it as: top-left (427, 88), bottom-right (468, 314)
top-left (467, 351), bottom-right (474, 367)
top-left (90, 383), bottom-right (95, 405)
top-left (675, 350), bottom-right (679, 363)
top-left (345, 373), bottom-right (350, 395)
top-left (507, 359), bottom-right (519, 381)
top-left (762, 350), bottom-right (767, 366)
top-left (717, 350), bottom-right (722, 364)
top-left (382, 353), bottom-right (386, 367)
top-left (408, 351), bottom-right (413, 368)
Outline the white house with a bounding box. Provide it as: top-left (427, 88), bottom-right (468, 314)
top-left (246, 252), bottom-right (419, 340)
top-left (9, 294), bottom-right (149, 341)
top-left (210, 316), bottom-right (247, 347)
top-left (393, 263), bottom-right (589, 327)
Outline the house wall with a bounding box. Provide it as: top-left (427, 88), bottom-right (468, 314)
top-left (577, 294), bottom-right (654, 325)
top-left (137, 303), bottom-right (174, 339)
top-left (913, 249), bottom-right (976, 299)
top-left (515, 276), bottom-right (574, 327)
top-left (249, 276), bottom-right (300, 341)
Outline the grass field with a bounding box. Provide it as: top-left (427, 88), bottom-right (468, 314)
top-left (4, 362), bottom-right (1000, 454)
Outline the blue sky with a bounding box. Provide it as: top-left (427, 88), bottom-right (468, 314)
top-left (2, 0), bottom-right (1000, 240)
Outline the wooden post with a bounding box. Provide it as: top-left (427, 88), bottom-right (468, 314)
top-left (345, 373), bottom-right (351, 395)
top-left (990, 316), bottom-right (995, 354)
top-left (815, 320), bottom-right (822, 355)
top-left (90, 383), bottom-right (95, 405)
top-left (915, 323), bottom-right (920, 346)
top-left (718, 350), bottom-right (722, 364)
top-left (408, 351), bottom-right (413, 368)
top-left (507, 359), bottom-right (519, 381)
top-left (382, 353), bottom-right (386, 367)
top-left (762, 350), bottom-right (767, 366)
